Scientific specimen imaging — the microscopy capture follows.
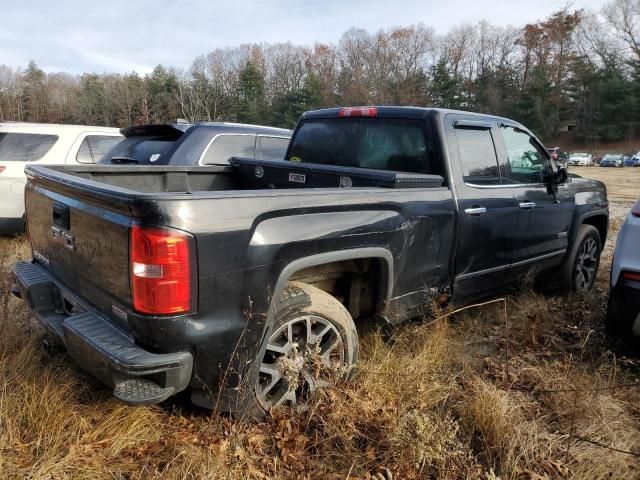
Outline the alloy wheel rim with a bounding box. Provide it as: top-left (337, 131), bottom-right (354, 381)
top-left (256, 314), bottom-right (345, 411)
top-left (575, 237), bottom-right (597, 291)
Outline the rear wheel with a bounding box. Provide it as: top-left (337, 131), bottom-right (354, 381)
top-left (252, 282), bottom-right (358, 415)
top-left (559, 225), bottom-right (602, 293)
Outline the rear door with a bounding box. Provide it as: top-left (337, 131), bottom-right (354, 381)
top-left (199, 134), bottom-right (257, 165)
top-left (495, 123), bottom-right (573, 269)
top-left (447, 116), bottom-right (518, 299)
top-left (256, 135), bottom-right (290, 160)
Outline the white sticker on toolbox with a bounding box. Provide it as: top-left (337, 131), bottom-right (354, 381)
top-left (288, 173), bottom-right (306, 184)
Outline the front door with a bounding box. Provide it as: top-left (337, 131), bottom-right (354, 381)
top-left (495, 124), bottom-right (574, 274)
top-left (448, 117), bottom-right (519, 300)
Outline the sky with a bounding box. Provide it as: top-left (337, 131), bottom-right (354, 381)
top-left (0, 0), bottom-right (611, 75)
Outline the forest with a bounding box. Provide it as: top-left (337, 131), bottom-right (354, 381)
top-left (1, 0), bottom-right (640, 146)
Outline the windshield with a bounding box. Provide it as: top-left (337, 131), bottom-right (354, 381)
top-left (572, 153), bottom-right (587, 157)
top-left (603, 154), bottom-right (620, 161)
top-left (286, 118), bottom-right (440, 175)
top-left (99, 135), bottom-right (177, 165)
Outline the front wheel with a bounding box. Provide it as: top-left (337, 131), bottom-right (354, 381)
top-left (559, 225), bottom-right (602, 292)
top-left (251, 282), bottom-right (358, 417)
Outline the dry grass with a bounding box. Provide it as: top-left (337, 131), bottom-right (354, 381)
top-left (570, 165), bottom-right (640, 204)
top-left (1, 171), bottom-right (639, 479)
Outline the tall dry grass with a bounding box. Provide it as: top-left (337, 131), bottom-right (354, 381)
top-left (1, 232), bottom-right (639, 479)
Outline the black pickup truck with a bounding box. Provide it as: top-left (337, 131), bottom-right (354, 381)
top-left (12, 106), bottom-right (608, 416)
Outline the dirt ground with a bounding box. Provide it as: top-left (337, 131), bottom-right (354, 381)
top-left (0, 168), bottom-right (639, 479)
top-left (570, 165), bottom-right (639, 214)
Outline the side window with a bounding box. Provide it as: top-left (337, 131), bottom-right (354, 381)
top-left (454, 126), bottom-right (500, 185)
top-left (201, 134), bottom-right (256, 165)
top-left (257, 136), bottom-right (289, 160)
top-left (76, 135), bottom-right (122, 164)
top-left (0, 132), bottom-right (58, 162)
top-left (76, 138), bottom-right (93, 163)
top-left (500, 126), bottom-right (549, 184)
top-left (87, 135), bottom-right (122, 162)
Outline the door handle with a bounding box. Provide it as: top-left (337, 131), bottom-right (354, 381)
top-left (518, 202), bottom-right (536, 210)
top-left (464, 207), bottom-right (487, 216)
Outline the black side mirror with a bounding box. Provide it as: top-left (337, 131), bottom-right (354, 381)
top-left (555, 165), bottom-right (568, 184)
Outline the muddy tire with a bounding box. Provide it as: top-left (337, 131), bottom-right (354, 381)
top-left (559, 225), bottom-right (602, 293)
top-left (243, 282), bottom-right (358, 419)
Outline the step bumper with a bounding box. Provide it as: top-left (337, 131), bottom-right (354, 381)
top-left (12, 260), bottom-right (193, 405)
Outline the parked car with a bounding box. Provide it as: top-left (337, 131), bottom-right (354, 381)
top-left (12, 106), bottom-right (608, 417)
top-left (624, 155), bottom-right (635, 167)
top-left (99, 122), bottom-right (292, 166)
top-left (607, 200), bottom-right (640, 338)
top-left (599, 153), bottom-right (624, 167)
top-left (567, 152), bottom-right (594, 166)
top-left (0, 123), bottom-right (122, 234)
top-left (631, 151), bottom-right (640, 165)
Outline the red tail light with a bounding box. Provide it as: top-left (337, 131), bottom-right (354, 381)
top-left (0, 166), bottom-right (5, 174)
top-left (622, 271), bottom-right (640, 282)
top-left (130, 225), bottom-right (194, 315)
top-left (339, 107), bottom-right (377, 118)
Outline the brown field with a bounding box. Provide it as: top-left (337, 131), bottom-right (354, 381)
top-left (1, 169), bottom-right (639, 479)
top-left (571, 165), bottom-right (640, 204)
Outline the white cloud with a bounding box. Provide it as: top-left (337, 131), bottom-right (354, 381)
top-left (1, 0), bottom-right (611, 74)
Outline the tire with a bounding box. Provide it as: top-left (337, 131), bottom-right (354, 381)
top-left (244, 282), bottom-right (358, 419)
top-left (559, 224), bottom-right (602, 293)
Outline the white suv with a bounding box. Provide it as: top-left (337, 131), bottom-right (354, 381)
top-left (0, 123), bottom-right (122, 234)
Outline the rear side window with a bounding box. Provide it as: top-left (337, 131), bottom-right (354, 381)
top-left (76, 135), bottom-right (121, 163)
top-left (201, 134), bottom-right (256, 165)
top-left (454, 127), bottom-right (500, 184)
top-left (0, 132), bottom-right (58, 162)
top-left (76, 138), bottom-right (93, 163)
top-left (286, 118), bottom-right (439, 174)
top-left (257, 136), bottom-right (289, 160)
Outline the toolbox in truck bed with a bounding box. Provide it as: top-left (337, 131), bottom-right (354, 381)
top-left (229, 157), bottom-right (445, 189)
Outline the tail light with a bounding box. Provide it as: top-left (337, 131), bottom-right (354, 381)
top-left (622, 271), bottom-right (640, 282)
top-left (0, 166), bottom-right (5, 174)
top-left (130, 225), bottom-right (195, 315)
top-left (339, 107), bottom-right (377, 118)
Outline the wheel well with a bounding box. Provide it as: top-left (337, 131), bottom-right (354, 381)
top-left (582, 215), bottom-right (608, 244)
top-left (288, 258), bottom-right (386, 321)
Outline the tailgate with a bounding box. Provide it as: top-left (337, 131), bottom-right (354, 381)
top-left (25, 169), bottom-right (132, 318)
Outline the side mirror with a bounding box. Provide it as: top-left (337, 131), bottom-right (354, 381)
top-left (545, 161), bottom-right (568, 185)
top-left (555, 165), bottom-right (569, 184)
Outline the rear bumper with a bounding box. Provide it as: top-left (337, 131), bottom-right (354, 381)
top-left (608, 277), bottom-right (640, 337)
top-left (0, 217), bottom-right (25, 235)
top-left (12, 260), bottom-right (193, 404)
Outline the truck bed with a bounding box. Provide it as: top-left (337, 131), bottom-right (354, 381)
top-left (28, 159), bottom-right (445, 196)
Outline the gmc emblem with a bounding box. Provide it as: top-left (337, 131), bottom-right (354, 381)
top-left (51, 226), bottom-right (76, 251)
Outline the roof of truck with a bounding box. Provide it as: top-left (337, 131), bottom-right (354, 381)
top-left (301, 106), bottom-right (521, 126)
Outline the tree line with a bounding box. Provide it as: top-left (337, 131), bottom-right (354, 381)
top-left (1, 0), bottom-right (640, 145)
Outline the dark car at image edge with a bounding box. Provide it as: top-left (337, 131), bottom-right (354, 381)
top-left (12, 106), bottom-right (608, 417)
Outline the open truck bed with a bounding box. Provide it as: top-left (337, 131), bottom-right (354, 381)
top-left (31, 159), bottom-right (445, 196)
